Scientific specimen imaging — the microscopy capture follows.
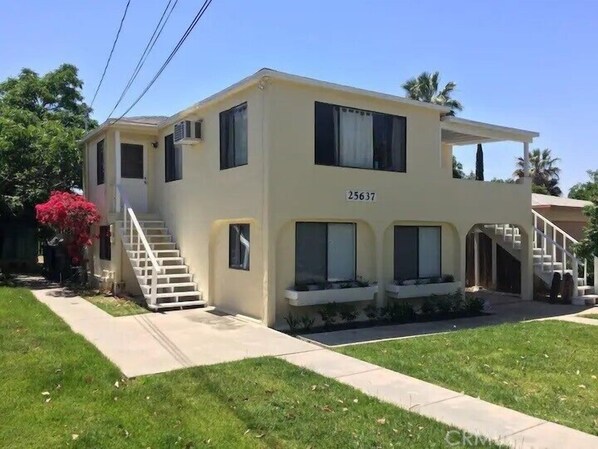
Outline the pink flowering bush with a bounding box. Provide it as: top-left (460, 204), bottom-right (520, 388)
top-left (36, 191), bottom-right (100, 265)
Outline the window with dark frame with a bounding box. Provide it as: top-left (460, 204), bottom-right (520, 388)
top-left (394, 226), bottom-right (441, 281)
top-left (96, 140), bottom-right (105, 185)
top-left (315, 101), bottom-right (406, 172)
top-left (295, 222), bottom-right (356, 285)
top-left (229, 224), bottom-right (250, 270)
top-left (164, 134), bottom-right (182, 182)
top-left (99, 225), bottom-right (111, 260)
top-left (220, 103), bottom-right (248, 170)
top-left (121, 143), bottom-right (144, 179)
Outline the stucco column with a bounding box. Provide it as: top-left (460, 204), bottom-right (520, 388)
top-left (458, 229), bottom-right (468, 296)
top-left (115, 130), bottom-right (121, 212)
top-left (473, 230), bottom-right (480, 287)
top-left (523, 142), bottom-right (530, 178)
top-left (375, 227), bottom-right (386, 309)
top-left (520, 225), bottom-right (534, 300)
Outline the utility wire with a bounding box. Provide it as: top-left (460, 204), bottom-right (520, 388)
top-left (107, 0), bottom-right (179, 119)
top-left (89, 0), bottom-right (132, 109)
top-left (111, 0), bottom-right (214, 124)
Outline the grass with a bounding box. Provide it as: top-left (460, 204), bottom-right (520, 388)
top-left (338, 321), bottom-right (598, 435)
top-left (580, 313), bottom-right (598, 320)
top-left (0, 287), bottom-right (502, 449)
top-left (83, 293), bottom-right (149, 317)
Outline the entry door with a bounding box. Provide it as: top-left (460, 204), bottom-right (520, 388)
top-left (120, 143), bottom-right (148, 212)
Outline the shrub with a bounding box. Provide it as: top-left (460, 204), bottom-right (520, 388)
top-left (284, 313), bottom-right (301, 333)
top-left (300, 315), bottom-right (315, 331)
top-left (449, 290), bottom-right (465, 314)
top-left (420, 298), bottom-right (437, 317)
top-left (464, 296), bottom-right (485, 315)
top-left (363, 303), bottom-right (378, 320)
top-left (339, 304), bottom-right (358, 322)
top-left (387, 302), bottom-right (416, 323)
top-left (435, 295), bottom-right (453, 317)
top-left (443, 274), bottom-right (455, 282)
top-left (318, 302), bottom-right (339, 328)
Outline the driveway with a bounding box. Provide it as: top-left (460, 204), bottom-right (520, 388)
top-left (31, 285), bottom-right (319, 377)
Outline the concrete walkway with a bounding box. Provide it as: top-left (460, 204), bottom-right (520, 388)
top-left (30, 285), bottom-right (598, 449)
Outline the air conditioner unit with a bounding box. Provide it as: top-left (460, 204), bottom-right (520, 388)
top-left (173, 120), bottom-right (202, 144)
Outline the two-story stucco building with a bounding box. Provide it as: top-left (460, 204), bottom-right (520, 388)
top-left (81, 69), bottom-right (595, 327)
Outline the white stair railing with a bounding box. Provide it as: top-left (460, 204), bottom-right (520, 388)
top-left (116, 185), bottom-right (163, 307)
top-left (532, 210), bottom-right (590, 296)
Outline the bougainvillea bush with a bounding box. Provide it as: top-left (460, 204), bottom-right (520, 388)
top-left (36, 191), bottom-right (100, 265)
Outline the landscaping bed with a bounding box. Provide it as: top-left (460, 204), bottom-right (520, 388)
top-left (338, 320), bottom-right (598, 435)
top-left (82, 292), bottom-right (149, 317)
top-left (0, 286), bottom-right (502, 448)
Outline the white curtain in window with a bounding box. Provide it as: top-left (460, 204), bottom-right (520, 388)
top-left (339, 108), bottom-right (373, 168)
top-left (418, 227), bottom-right (441, 278)
top-left (327, 223), bottom-right (356, 281)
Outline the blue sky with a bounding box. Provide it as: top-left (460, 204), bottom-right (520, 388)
top-left (1, 0), bottom-right (596, 193)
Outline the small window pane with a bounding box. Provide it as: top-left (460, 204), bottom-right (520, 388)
top-left (96, 140), bottom-right (105, 185)
top-left (295, 223), bottom-right (327, 284)
top-left (419, 227), bottom-right (441, 278)
top-left (165, 134), bottom-right (182, 182)
top-left (394, 226), bottom-right (418, 281)
top-left (121, 144), bottom-right (144, 179)
top-left (99, 225), bottom-right (111, 260)
top-left (327, 223), bottom-right (355, 281)
top-left (220, 103), bottom-right (247, 170)
top-left (229, 224), bottom-right (250, 270)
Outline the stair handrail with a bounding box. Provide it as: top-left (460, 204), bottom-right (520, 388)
top-left (116, 185), bottom-right (163, 306)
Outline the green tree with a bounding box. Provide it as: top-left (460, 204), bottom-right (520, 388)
top-left (452, 156), bottom-right (465, 179)
top-left (0, 64), bottom-right (96, 218)
top-left (402, 71), bottom-right (463, 115)
top-left (569, 170), bottom-right (598, 202)
top-left (475, 143), bottom-right (484, 181)
top-left (575, 202), bottom-right (598, 265)
top-left (514, 148), bottom-right (562, 196)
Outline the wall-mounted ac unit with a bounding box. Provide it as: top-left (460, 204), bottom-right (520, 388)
top-left (174, 120), bottom-right (202, 144)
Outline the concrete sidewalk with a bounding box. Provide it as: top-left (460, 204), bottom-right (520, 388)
top-left (279, 350), bottom-right (598, 449)
top-left (31, 286), bottom-right (598, 449)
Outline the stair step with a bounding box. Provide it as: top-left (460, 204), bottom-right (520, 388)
top-left (134, 265), bottom-right (189, 275)
top-left (148, 299), bottom-right (207, 310)
top-left (123, 234), bottom-right (173, 242)
top-left (149, 290), bottom-right (203, 299)
top-left (125, 242), bottom-right (176, 249)
top-left (535, 261), bottom-right (563, 269)
top-left (141, 282), bottom-right (197, 293)
top-left (127, 249), bottom-right (180, 257)
top-left (139, 273), bottom-right (192, 283)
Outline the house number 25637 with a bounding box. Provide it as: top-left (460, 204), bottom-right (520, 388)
top-left (346, 190), bottom-right (376, 202)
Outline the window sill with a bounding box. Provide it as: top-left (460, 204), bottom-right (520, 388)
top-left (285, 285), bottom-right (378, 307)
top-left (386, 281), bottom-right (461, 299)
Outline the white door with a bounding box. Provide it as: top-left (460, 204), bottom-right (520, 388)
top-left (120, 143), bottom-right (148, 212)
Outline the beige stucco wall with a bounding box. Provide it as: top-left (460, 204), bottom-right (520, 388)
top-left (533, 206), bottom-right (588, 241)
top-left (83, 75), bottom-right (534, 326)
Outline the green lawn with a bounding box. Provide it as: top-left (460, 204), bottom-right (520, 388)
top-left (580, 314), bottom-right (598, 320)
top-left (0, 287), bottom-right (500, 448)
top-left (83, 293), bottom-right (149, 317)
top-left (338, 321), bottom-right (598, 435)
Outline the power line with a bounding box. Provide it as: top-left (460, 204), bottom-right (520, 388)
top-left (112, 0), bottom-right (214, 124)
top-left (106, 0), bottom-right (179, 119)
top-left (90, 0), bottom-right (132, 109)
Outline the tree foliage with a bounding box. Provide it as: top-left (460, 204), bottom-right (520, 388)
top-left (452, 156), bottom-right (465, 179)
top-left (575, 202), bottom-right (598, 261)
top-left (0, 64), bottom-right (97, 218)
top-left (569, 170), bottom-right (598, 202)
top-left (35, 191), bottom-right (100, 264)
top-left (475, 143), bottom-right (484, 181)
top-left (514, 148), bottom-right (562, 196)
top-left (402, 71), bottom-right (463, 115)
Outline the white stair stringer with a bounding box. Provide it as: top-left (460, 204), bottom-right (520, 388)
top-left (479, 214), bottom-right (596, 305)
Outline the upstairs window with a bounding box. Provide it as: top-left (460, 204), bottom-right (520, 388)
top-left (121, 143), bottom-right (144, 179)
top-left (315, 102), bottom-right (406, 172)
top-left (164, 134), bottom-right (182, 182)
top-left (96, 139), bottom-right (105, 185)
top-left (229, 224), bottom-right (250, 270)
top-left (394, 226), bottom-right (441, 281)
top-left (220, 103), bottom-right (248, 170)
top-left (99, 225), bottom-right (111, 260)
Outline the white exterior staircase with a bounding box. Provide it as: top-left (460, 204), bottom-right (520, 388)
top-left (116, 186), bottom-right (205, 311)
top-left (479, 211), bottom-right (597, 305)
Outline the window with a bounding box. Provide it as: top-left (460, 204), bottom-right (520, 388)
top-left (99, 225), bottom-right (111, 260)
top-left (96, 140), bottom-right (105, 185)
top-left (121, 143), bottom-right (144, 178)
top-left (394, 226), bottom-right (441, 281)
top-left (295, 222), bottom-right (356, 284)
top-left (315, 102), bottom-right (406, 172)
top-left (164, 134), bottom-right (182, 182)
top-left (220, 103), bottom-right (248, 169)
top-left (229, 224), bottom-right (250, 270)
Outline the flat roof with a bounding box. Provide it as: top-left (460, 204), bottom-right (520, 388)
top-left (441, 116), bottom-right (539, 145)
top-left (532, 193), bottom-right (592, 209)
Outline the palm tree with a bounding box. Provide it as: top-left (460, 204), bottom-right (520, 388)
top-left (402, 71), bottom-right (463, 115)
top-left (514, 148), bottom-right (562, 196)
